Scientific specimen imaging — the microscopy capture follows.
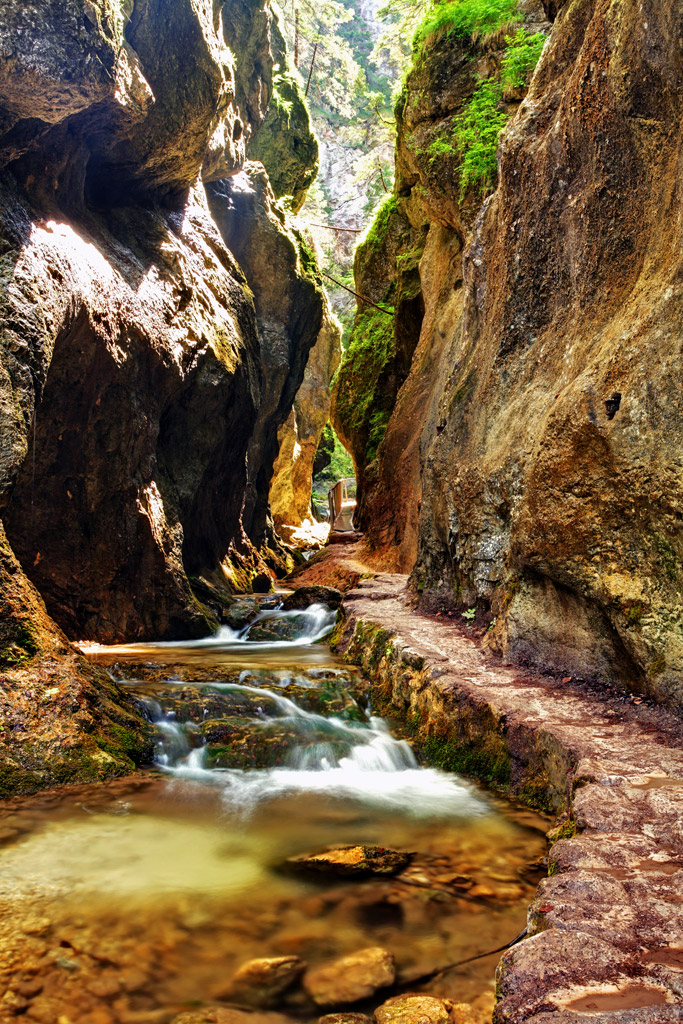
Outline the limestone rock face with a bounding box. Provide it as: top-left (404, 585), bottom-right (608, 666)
top-left (0, 0), bottom-right (327, 645)
top-left (270, 299), bottom-right (341, 530)
top-left (340, 1), bottom-right (683, 706)
top-left (0, 0), bottom-right (333, 790)
top-left (330, 197), bottom-right (426, 531)
top-left (413, 0), bottom-right (683, 705)
top-left (207, 162), bottom-right (325, 547)
top-left (248, 15), bottom-right (319, 214)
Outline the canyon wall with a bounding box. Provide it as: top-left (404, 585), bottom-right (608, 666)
top-left (0, 0), bottom-right (323, 644)
top-left (0, 0), bottom-right (330, 789)
top-left (335, 0), bottom-right (683, 708)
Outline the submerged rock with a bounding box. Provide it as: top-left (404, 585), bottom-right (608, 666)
top-left (220, 955), bottom-right (306, 1006)
top-left (374, 995), bottom-right (451, 1024)
top-left (319, 1016), bottom-right (373, 1024)
top-left (304, 947), bottom-right (395, 1007)
top-left (245, 615), bottom-right (310, 642)
top-left (171, 1010), bottom-right (295, 1024)
top-left (286, 846), bottom-right (411, 878)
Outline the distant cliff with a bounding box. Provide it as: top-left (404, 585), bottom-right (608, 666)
top-left (333, 0), bottom-right (683, 709)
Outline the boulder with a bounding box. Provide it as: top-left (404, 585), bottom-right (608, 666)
top-left (374, 995), bottom-right (452, 1024)
top-left (245, 615), bottom-right (307, 642)
top-left (304, 948), bottom-right (395, 1007)
top-left (286, 846), bottom-right (411, 878)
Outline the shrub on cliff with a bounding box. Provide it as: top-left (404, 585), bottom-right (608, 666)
top-left (415, 0), bottom-right (518, 46)
top-left (500, 28), bottom-right (546, 93)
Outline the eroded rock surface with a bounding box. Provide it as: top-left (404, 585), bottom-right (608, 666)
top-left (334, 0), bottom-right (683, 706)
top-left (0, 0), bottom-right (331, 792)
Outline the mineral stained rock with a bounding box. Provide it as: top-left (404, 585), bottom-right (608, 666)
top-left (218, 955), bottom-right (306, 1007)
top-left (285, 845), bottom-right (411, 877)
top-left (334, 0), bottom-right (683, 707)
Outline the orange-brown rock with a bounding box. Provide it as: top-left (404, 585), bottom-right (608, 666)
top-left (336, 0), bottom-right (683, 707)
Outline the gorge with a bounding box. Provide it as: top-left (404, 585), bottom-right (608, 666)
top-left (1, 0), bottom-right (683, 1022)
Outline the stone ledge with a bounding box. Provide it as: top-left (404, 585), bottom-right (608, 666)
top-left (336, 573), bottom-right (683, 1023)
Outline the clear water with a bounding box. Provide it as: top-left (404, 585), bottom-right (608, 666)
top-left (0, 605), bottom-right (548, 1023)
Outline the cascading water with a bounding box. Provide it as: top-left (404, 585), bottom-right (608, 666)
top-left (138, 630), bottom-right (486, 817)
top-left (0, 596), bottom-right (549, 1023)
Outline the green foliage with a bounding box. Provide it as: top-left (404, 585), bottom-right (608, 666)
top-left (312, 425), bottom-right (354, 517)
top-left (500, 28), bottom-right (546, 91)
top-left (414, 0), bottom-right (518, 47)
top-left (453, 78), bottom-right (509, 196)
top-left (427, 136), bottom-right (456, 162)
top-left (461, 607), bottom-right (476, 621)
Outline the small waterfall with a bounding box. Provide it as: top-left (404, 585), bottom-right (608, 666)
top-left (122, 601), bottom-right (486, 819)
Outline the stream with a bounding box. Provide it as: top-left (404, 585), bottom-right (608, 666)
top-left (0, 600), bottom-right (548, 1024)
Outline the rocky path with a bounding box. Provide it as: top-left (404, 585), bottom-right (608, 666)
top-left (294, 543), bottom-right (683, 1023)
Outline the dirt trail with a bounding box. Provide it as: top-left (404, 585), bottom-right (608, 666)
top-left (293, 541), bottom-right (683, 1023)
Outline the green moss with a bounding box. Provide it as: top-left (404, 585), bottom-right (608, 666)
top-left (360, 194), bottom-right (398, 257)
top-left (654, 534), bottom-right (678, 582)
top-left (625, 602), bottom-right (644, 624)
top-left (0, 620), bottom-right (40, 667)
top-left (333, 306), bottom-right (395, 458)
top-left (648, 655), bottom-right (666, 676)
top-left (366, 409), bottom-right (390, 462)
top-left (554, 817), bottom-right (577, 839)
top-left (419, 734), bottom-right (512, 786)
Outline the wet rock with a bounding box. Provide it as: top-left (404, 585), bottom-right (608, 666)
top-left (220, 955), bottom-right (306, 1006)
top-left (286, 846), bottom-right (411, 877)
top-left (282, 587), bottom-right (343, 611)
top-left (205, 722), bottom-right (353, 771)
top-left (171, 1010), bottom-right (295, 1024)
top-left (225, 599), bottom-right (260, 630)
top-left (303, 947), bottom-right (395, 1006)
top-left (245, 616), bottom-right (307, 642)
top-left (374, 995), bottom-right (451, 1024)
top-left (319, 1015), bottom-right (373, 1024)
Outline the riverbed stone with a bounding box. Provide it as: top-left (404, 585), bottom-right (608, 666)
top-left (319, 1015), bottom-right (374, 1024)
top-left (374, 995), bottom-right (451, 1024)
top-left (219, 955), bottom-right (306, 1006)
top-left (245, 615), bottom-right (308, 642)
top-left (171, 1010), bottom-right (296, 1024)
top-left (286, 845), bottom-right (411, 877)
top-left (303, 947), bottom-right (395, 1006)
